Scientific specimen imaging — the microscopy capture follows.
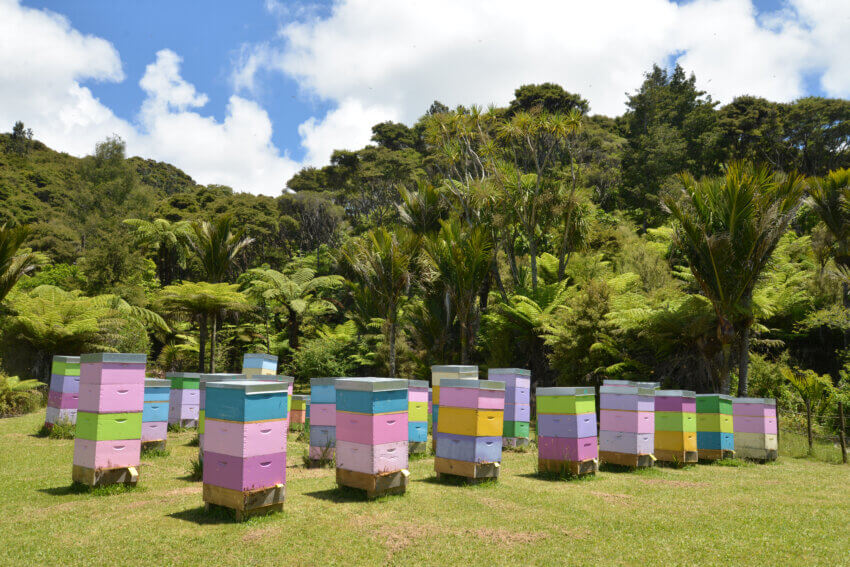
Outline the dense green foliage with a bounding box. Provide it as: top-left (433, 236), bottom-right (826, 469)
top-left (1, 65), bottom-right (849, 433)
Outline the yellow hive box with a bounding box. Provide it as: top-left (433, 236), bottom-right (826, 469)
top-left (408, 401), bottom-right (428, 422)
top-left (655, 430), bottom-right (697, 452)
top-left (243, 368), bottom-right (275, 379)
top-left (436, 407), bottom-right (503, 437)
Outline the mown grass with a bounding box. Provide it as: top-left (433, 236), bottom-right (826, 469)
top-left (0, 411), bottom-right (846, 566)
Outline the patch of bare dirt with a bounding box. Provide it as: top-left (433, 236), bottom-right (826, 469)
top-left (560, 527), bottom-right (591, 539)
top-left (242, 526), bottom-right (279, 543)
top-left (588, 490), bottom-right (634, 504)
top-left (161, 487), bottom-right (201, 497)
top-left (463, 527), bottom-right (548, 546)
top-left (472, 495), bottom-right (522, 512)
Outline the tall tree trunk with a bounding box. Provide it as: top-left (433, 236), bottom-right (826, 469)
top-left (460, 316), bottom-right (468, 364)
top-left (805, 400), bottom-right (813, 454)
top-left (719, 345), bottom-right (731, 395)
top-left (209, 312), bottom-right (217, 373)
top-left (529, 234), bottom-right (538, 292)
top-left (388, 311), bottom-right (397, 378)
top-left (737, 325), bottom-right (750, 397)
top-left (198, 313), bottom-right (207, 373)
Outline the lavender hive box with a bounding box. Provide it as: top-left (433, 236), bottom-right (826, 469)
top-left (204, 419), bottom-right (287, 457)
top-left (170, 389), bottom-right (200, 406)
top-left (537, 412), bottom-right (597, 438)
top-left (336, 411), bottom-right (408, 445)
top-left (601, 409), bottom-right (655, 433)
top-left (503, 403), bottom-right (531, 422)
top-left (50, 374), bottom-right (80, 394)
top-left (141, 422), bottom-right (168, 442)
top-left (203, 451), bottom-right (286, 492)
top-left (487, 368), bottom-right (531, 389)
top-left (599, 430), bottom-right (654, 455)
top-left (78, 383), bottom-right (144, 414)
top-left (538, 435), bottom-right (598, 462)
top-left (435, 433), bottom-right (501, 463)
top-left (169, 403), bottom-right (199, 421)
top-left (599, 393), bottom-right (655, 412)
top-left (73, 439), bottom-right (141, 469)
top-left (504, 387), bottom-right (530, 404)
top-left (336, 440), bottom-right (408, 475)
top-left (733, 398), bottom-right (777, 417)
top-left (310, 425), bottom-right (336, 448)
top-left (733, 415), bottom-right (778, 434)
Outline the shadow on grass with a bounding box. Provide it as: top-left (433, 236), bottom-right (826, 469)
top-left (408, 451), bottom-right (433, 462)
top-left (38, 483), bottom-right (141, 497)
top-left (518, 471), bottom-right (597, 483)
top-left (168, 505), bottom-right (236, 525)
top-left (303, 486), bottom-right (371, 503)
top-left (419, 474), bottom-right (498, 488)
top-left (598, 463), bottom-right (663, 475)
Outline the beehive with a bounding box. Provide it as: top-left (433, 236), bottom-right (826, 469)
top-left (309, 377), bottom-right (338, 463)
top-left (599, 383), bottom-right (656, 468)
top-left (733, 397), bottom-right (778, 461)
top-left (72, 353), bottom-right (146, 486)
top-left (488, 368), bottom-right (531, 447)
top-left (336, 378), bottom-right (409, 497)
top-left (537, 386), bottom-right (598, 476)
top-left (202, 380), bottom-right (288, 520)
top-left (290, 395), bottom-right (309, 426)
top-left (45, 356), bottom-right (80, 429)
top-left (431, 365), bottom-right (478, 452)
top-left (695, 394), bottom-right (734, 460)
top-left (434, 379), bottom-right (504, 481)
top-left (654, 389), bottom-right (698, 464)
top-left (142, 378), bottom-right (170, 450)
top-left (241, 353), bottom-right (278, 379)
top-left (166, 372), bottom-right (201, 428)
top-left (198, 374), bottom-right (246, 460)
top-left (407, 379), bottom-right (429, 454)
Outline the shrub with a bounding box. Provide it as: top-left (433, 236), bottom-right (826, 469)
top-left (0, 374), bottom-right (45, 417)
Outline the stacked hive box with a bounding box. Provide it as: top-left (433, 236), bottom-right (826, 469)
top-left (537, 387), bottom-right (598, 476)
top-left (603, 379), bottom-right (660, 389)
top-left (72, 353), bottom-right (146, 486)
top-left (309, 378), bottom-right (337, 464)
top-left (733, 398), bottom-right (778, 461)
top-left (431, 365), bottom-right (478, 452)
top-left (599, 384), bottom-right (656, 467)
top-left (199, 374), bottom-right (245, 461)
top-left (654, 389), bottom-right (698, 464)
top-left (241, 353), bottom-right (278, 379)
top-left (696, 394), bottom-right (735, 460)
top-left (167, 373), bottom-right (201, 428)
top-left (45, 356), bottom-right (80, 429)
top-left (407, 379), bottom-right (429, 454)
top-left (202, 380), bottom-right (288, 520)
top-left (290, 395), bottom-right (309, 427)
top-left (336, 378), bottom-right (409, 498)
top-left (488, 368), bottom-right (531, 447)
top-left (434, 379), bottom-right (505, 481)
top-left (142, 378), bottom-right (170, 451)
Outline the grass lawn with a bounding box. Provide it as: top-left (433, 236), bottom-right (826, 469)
top-left (1, 411), bottom-right (847, 566)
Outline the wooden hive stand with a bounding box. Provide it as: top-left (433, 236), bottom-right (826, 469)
top-left (654, 449), bottom-right (699, 466)
top-left (336, 468), bottom-right (409, 499)
top-left (72, 465), bottom-right (139, 487)
top-left (203, 483), bottom-right (285, 522)
top-left (434, 457), bottom-right (499, 483)
top-left (538, 458), bottom-right (598, 477)
top-left (737, 448), bottom-right (778, 462)
top-left (698, 449), bottom-right (735, 461)
top-left (599, 451), bottom-right (656, 469)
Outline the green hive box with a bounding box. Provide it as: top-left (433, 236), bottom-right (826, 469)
top-left (52, 358), bottom-right (80, 377)
top-left (537, 394), bottom-right (595, 415)
top-left (695, 395), bottom-right (733, 415)
top-left (168, 373), bottom-right (201, 389)
top-left (503, 420), bottom-right (530, 438)
top-left (76, 412), bottom-right (143, 441)
top-left (696, 413), bottom-right (733, 433)
top-left (655, 411), bottom-right (697, 432)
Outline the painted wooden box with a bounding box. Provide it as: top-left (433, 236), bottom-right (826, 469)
top-left (696, 413), bottom-right (733, 433)
top-left (78, 383), bottom-right (144, 414)
top-left (336, 411), bottom-right (409, 444)
top-left (141, 421), bottom-right (168, 442)
top-left (438, 379), bottom-right (505, 410)
top-left (310, 377), bottom-right (338, 404)
top-left (655, 411), bottom-right (697, 432)
top-left (336, 387), bottom-right (408, 414)
top-left (503, 420), bottom-right (530, 438)
top-left (655, 430), bottom-right (697, 452)
top-left (205, 381), bottom-right (288, 423)
top-left (435, 433), bottom-right (501, 463)
top-left (336, 440), bottom-right (408, 475)
top-left (599, 392), bottom-right (655, 412)
top-left (241, 353), bottom-right (278, 376)
top-left (47, 391), bottom-right (78, 410)
top-left (204, 419), bottom-right (287, 457)
top-left (487, 368), bottom-right (531, 389)
top-left (168, 372), bottom-right (201, 390)
top-left (538, 436), bottom-right (598, 462)
top-left (310, 403), bottom-right (337, 427)
top-left (733, 398), bottom-right (777, 418)
top-left (49, 373), bottom-right (80, 395)
top-left (600, 410), bottom-right (654, 434)
top-left (504, 403), bottom-right (531, 423)
top-left (536, 387), bottom-right (596, 414)
top-left (408, 421), bottom-right (428, 442)
top-left (310, 425), bottom-right (336, 448)
top-left (695, 394), bottom-right (733, 415)
top-left (436, 407), bottom-right (504, 437)
top-left (76, 411), bottom-right (143, 441)
top-left (73, 439), bottom-right (141, 469)
top-left (697, 431), bottom-right (734, 451)
top-left (142, 402), bottom-right (169, 423)
top-left (79, 353), bottom-right (147, 385)
top-left (538, 412), bottom-right (597, 438)
top-left (598, 430), bottom-right (654, 454)
top-left (654, 390), bottom-right (697, 413)
top-left (52, 356), bottom-right (81, 377)
top-left (203, 451), bottom-right (286, 492)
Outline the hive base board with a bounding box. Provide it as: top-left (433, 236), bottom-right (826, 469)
top-left (698, 449), bottom-right (735, 461)
top-left (434, 457), bottom-right (500, 482)
top-left (599, 451), bottom-right (655, 468)
top-left (737, 448), bottom-right (778, 462)
top-left (408, 441), bottom-right (428, 455)
top-left (336, 467), bottom-right (409, 499)
top-left (503, 437), bottom-right (530, 448)
top-left (538, 458), bottom-right (598, 477)
top-left (72, 464), bottom-right (138, 487)
top-left (202, 483), bottom-right (285, 521)
top-left (141, 440), bottom-right (167, 452)
top-left (654, 449), bottom-right (699, 465)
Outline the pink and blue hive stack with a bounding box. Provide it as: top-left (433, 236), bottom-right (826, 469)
top-left (72, 353), bottom-right (146, 486)
top-left (537, 387), bottom-right (598, 476)
top-left (167, 373), bottom-right (200, 428)
top-left (733, 397), bottom-right (778, 461)
top-left (431, 365), bottom-right (478, 452)
top-left (654, 389), bottom-right (698, 464)
top-left (335, 378), bottom-right (410, 497)
top-left (199, 374), bottom-right (245, 461)
top-left (202, 380), bottom-right (288, 520)
top-left (142, 378), bottom-right (170, 450)
top-left (599, 382), bottom-right (657, 467)
top-left (45, 355), bottom-right (80, 429)
top-left (434, 379), bottom-right (505, 481)
top-left (488, 368), bottom-right (531, 447)
top-left (309, 377), bottom-right (337, 463)
top-left (407, 379), bottom-right (429, 454)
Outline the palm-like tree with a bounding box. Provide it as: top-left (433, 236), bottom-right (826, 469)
top-left (0, 223), bottom-right (47, 304)
top-left (339, 228), bottom-right (421, 376)
top-left (187, 216), bottom-right (254, 283)
top-left (781, 366), bottom-right (833, 454)
top-left (397, 181), bottom-right (447, 235)
top-left (241, 266), bottom-right (343, 354)
top-left (157, 282), bottom-right (251, 372)
top-left (664, 162), bottom-right (805, 395)
top-left (807, 168), bottom-right (850, 304)
top-left (123, 218), bottom-right (192, 285)
top-left (424, 220), bottom-right (492, 363)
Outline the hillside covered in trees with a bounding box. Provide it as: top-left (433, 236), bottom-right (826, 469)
top-left (1, 65), bottom-right (849, 431)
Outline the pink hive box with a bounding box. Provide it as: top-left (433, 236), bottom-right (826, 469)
top-left (654, 396), bottom-right (696, 413)
top-left (600, 409), bottom-right (655, 434)
top-left (335, 440), bottom-right (408, 475)
top-left (48, 391), bottom-right (78, 410)
top-left (78, 383), bottom-right (144, 413)
top-left (73, 439), bottom-right (142, 469)
top-left (408, 388), bottom-right (429, 403)
top-left (80, 363), bottom-right (146, 385)
top-left (204, 419), bottom-right (287, 457)
top-left (202, 451), bottom-right (286, 492)
top-left (438, 386), bottom-right (505, 410)
top-left (310, 403), bottom-right (336, 426)
top-left (538, 436), bottom-right (598, 461)
top-left (141, 422), bottom-right (167, 442)
top-left (336, 411), bottom-right (408, 445)
top-left (734, 415), bottom-right (777, 434)
top-left (733, 398), bottom-right (777, 418)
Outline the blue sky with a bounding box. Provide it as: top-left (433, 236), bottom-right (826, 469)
top-left (2, 0), bottom-right (846, 195)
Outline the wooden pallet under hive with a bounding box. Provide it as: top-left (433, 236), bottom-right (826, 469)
top-left (599, 450), bottom-right (656, 468)
top-left (203, 483), bottom-right (285, 521)
top-left (538, 458), bottom-right (598, 477)
top-left (72, 464), bottom-right (139, 487)
top-left (336, 468), bottom-right (409, 498)
top-left (434, 456), bottom-right (499, 482)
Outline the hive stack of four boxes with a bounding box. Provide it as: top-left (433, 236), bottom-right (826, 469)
top-left (488, 368), bottom-right (531, 448)
top-left (695, 394), bottom-right (735, 460)
top-left (407, 379), bottom-right (429, 454)
top-left (45, 355), bottom-right (80, 430)
top-left (309, 377), bottom-right (337, 465)
top-left (430, 365), bottom-right (478, 453)
top-left (142, 378), bottom-right (170, 451)
top-left (537, 386), bottom-right (598, 476)
top-left (654, 389), bottom-right (698, 465)
top-left (734, 397), bottom-right (778, 461)
top-left (167, 373), bottom-right (200, 428)
top-left (599, 380), bottom-right (658, 468)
